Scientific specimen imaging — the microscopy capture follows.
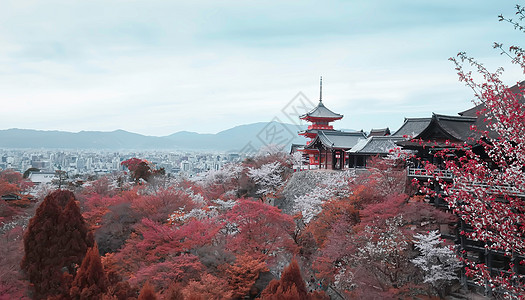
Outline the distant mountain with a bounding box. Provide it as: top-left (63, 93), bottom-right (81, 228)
top-left (164, 122), bottom-right (308, 151)
top-left (0, 122), bottom-right (308, 152)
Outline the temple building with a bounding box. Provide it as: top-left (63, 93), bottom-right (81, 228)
top-left (347, 135), bottom-right (405, 168)
top-left (394, 91), bottom-right (525, 292)
top-left (297, 77), bottom-right (366, 170)
top-left (397, 113), bottom-right (484, 188)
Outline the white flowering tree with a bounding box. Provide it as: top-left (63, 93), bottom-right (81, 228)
top-left (290, 151), bottom-right (307, 170)
top-left (197, 163), bottom-right (244, 197)
top-left (356, 216), bottom-right (412, 288)
top-left (411, 230), bottom-right (461, 295)
top-left (294, 170), bottom-right (355, 224)
top-left (247, 161), bottom-right (284, 197)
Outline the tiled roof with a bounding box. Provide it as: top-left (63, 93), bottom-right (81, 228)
top-left (349, 136), bottom-right (405, 154)
top-left (300, 101), bottom-right (343, 120)
top-left (392, 118), bottom-right (431, 138)
top-left (433, 114), bottom-right (478, 141)
top-left (298, 128), bottom-right (336, 135)
top-left (397, 114), bottom-right (478, 148)
top-left (304, 130), bottom-right (366, 150)
top-left (367, 128), bottom-right (390, 137)
top-left (290, 143), bottom-right (305, 153)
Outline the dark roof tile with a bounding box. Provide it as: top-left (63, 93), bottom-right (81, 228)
top-left (300, 101), bottom-right (343, 120)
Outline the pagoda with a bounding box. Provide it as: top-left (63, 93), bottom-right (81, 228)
top-left (299, 77), bottom-right (344, 166)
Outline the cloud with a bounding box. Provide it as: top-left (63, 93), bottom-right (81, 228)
top-left (0, 1), bottom-right (521, 136)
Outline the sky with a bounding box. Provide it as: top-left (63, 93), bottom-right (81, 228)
top-left (0, 0), bottom-right (523, 136)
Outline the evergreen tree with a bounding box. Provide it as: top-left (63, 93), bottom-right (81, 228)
top-left (21, 190), bottom-right (94, 299)
top-left (261, 260), bottom-right (328, 300)
top-left (138, 281), bottom-right (157, 300)
top-left (70, 243), bottom-right (108, 299)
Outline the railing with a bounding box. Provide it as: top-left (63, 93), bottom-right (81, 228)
top-left (307, 124), bottom-right (334, 130)
top-left (407, 167), bottom-right (453, 179)
top-left (461, 182), bottom-right (525, 198)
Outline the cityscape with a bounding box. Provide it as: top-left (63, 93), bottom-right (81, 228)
top-left (0, 148), bottom-right (243, 180)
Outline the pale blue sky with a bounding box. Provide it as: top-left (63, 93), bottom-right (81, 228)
top-left (0, 0), bottom-right (522, 136)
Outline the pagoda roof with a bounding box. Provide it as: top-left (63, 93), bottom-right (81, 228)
top-left (392, 117), bottom-right (431, 138)
top-left (348, 136), bottom-right (405, 155)
top-left (300, 101), bottom-right (343, 120)
top-left (298, 128), bottom-right (336, 135)
top-left (304, 130), bottom-right (366, 150)
top-left (397, 113), bottom-right (478, 148)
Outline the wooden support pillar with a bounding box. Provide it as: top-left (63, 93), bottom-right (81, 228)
top-left (484, 248), bottom-right (493, 297)
top-left (460, 220), bottom-right (467, 287)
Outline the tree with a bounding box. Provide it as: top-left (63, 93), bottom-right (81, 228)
top-left (411, 230), bottom-right (461, 296)
top-left (439, 5), bottom-right (525, 297)
top-left (247, 161), bottom-right (284, 197)
top-left (0, 199), bottom-right (20, 223)
top-left (260, 259), bottom-right (328, 300)
top-left (121, 158), bottom-right (162, 183)
top-left (95, 202), bottom-right (141, 255)
top-left (0, 226), bottom-right (28, 299)
top-left (182, 273), bottom-right (233, 299)
top-left (305, 197), bottom-right (360, 248)
top-left (54, 169), bottom-right (68, 189)
top-left (223, 199), bottom-right (296, 261)
top-left (293, 170), bottom-right (355, 225)
top-left (70, 243), bottom-right (108, 300)
top-left (131, 254), bottom-right (205, 292)
top-left (138, 281), bottom-right (157, 300)
top-left (357, 216), bottom-right (412, 286)
top-left (223, 254), bottom-right (268, 299)
top-left (0, 169), bottom-right (32, 196)
top-left (21, 190), bottom-right (94, 299)
top-left (163, 283), bottom-right (184, 300)
top-left (197, 163), bottom-right (244, 199)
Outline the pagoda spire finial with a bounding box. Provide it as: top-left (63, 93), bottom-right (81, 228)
top-left (319, 76), bottom-right (323, 103)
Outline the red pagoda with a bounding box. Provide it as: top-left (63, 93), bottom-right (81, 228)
top-left (299, 77), bottom-right (344, 166)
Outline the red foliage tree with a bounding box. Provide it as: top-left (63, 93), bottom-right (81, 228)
top-left (224, 199), bottom-right (296, 261)
top-left (223, 254), bottom-right (268, 299)
top-left (82, 193), bottom-right (125, 230)
top-left (0, 226), bottom-right (28, 299)
top-left (117, 218), bottom-right (219, 268)
top-left (131, 187), bottom-right (198, 223)
top-left (0, 170), bottom-right (34, 196)
top-left (138, 281), bottom-right (157, 300)
top-left (162, 283), bottom-right (184, 300)
top-left (305, 197), bottom-right (360, 247)
top-left (102, 254), bottom-right (139, 300)
top-left (0, 199), bottom-right (20, 223)
top-left (261, 259), bottom-right (328, 300)
top-left (21, 190), bottom-right (94, 299)
top-left (182, 273), bottom-right (233, 299)
top-left (131, 254), bottom-right (205, 292)
top-left (0, 180), bottom-right (20, 197)
top-left (121, 158), bottom-right (145, 173)
top-left (121, 158), bottom-right (153, 182)
top-left (70, 243), bottom-right (108, 299)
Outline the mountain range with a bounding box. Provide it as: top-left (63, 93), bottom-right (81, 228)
top-left (0, 122), bottom-right (312, 152)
